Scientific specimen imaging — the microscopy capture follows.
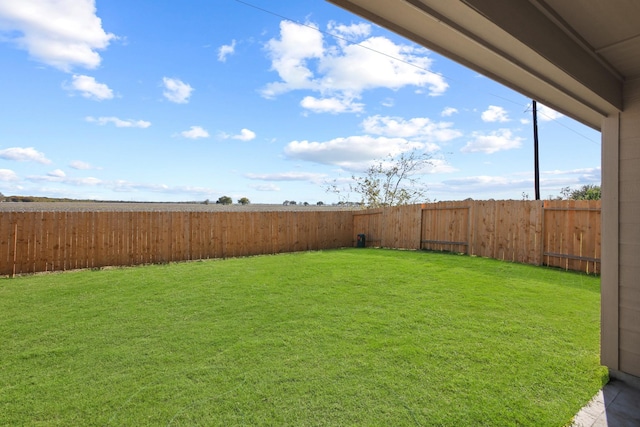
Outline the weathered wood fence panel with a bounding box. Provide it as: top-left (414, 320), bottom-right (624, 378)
top-left (352, 200), bottom-right (600, 273)
top-left (0, 210), bottom-right (354, 276)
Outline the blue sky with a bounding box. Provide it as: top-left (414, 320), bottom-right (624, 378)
top-left (0, 0), bottom-right (601, 204)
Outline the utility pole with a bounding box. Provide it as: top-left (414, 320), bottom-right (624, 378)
top-left (532, 100), bottom-right (540, 200)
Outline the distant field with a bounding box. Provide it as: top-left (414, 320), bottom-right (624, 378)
top-left (0, 202), bottom-right (353, 212)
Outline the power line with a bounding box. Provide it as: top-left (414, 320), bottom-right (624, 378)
top-left (234, 0), bottom-right (449, 84)
top-left (234, 0), bottom-right (600, 145)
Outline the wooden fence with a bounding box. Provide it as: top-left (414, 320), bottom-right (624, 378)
top-left (353, 200), bottom-right (601, 274)
top-left (0, 200), bottom-right (601, 277)
top-left (0, 210), bottom-right (354, 276)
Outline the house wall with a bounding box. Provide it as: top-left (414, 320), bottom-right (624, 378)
top-left (605, 78), bottom-right (640, 377)
top-left (618, 79), bottom-right (640, 377)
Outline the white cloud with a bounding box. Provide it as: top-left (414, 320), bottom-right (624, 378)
top-left (0, 169), bottom-right (18, 181)
top-left (543, 166), bottom-right (600, 177)
top-left (327, 21), bottom-right (371, 40)
top-left (461, 129), bottom-right (523, 154)
top-left (0, 0), bottom-right (116, 71)
top-left (232, 129), bottom-right (256, 141)
top-left (435, 165), bottom-right (600, 199)
top-left (262, 21), bottom-right (324, 98)
top-left (0, 147), bottom-right (51, 164)
top-left (441, 175), bottom-right (531, 192)
top-left (381, 98), bottom-right (394, 107)
top-left (245, 172), bottom-right (327, 183)
top-left (162, 77), bottom-right (193, 104)
top-left (110, 181), bottom-right (216, 196)
top-left (282, 114), bottom-right (462, 171)
top-left (180, 126), bottom-right (209, 139)
top-left (542, 166), bottom-right (601, 187)
top-left (48, 169), bottom-right (66, 178)
top-left (66, 74), bottom-right (113, 100)
top-left (219, 128), bottom-right (257, 141)
top-left (441, 107), bottom-right (458, 117)
top-left (249, 183), bottom-right (280, 192)
top-left (300, 96), bottom-right (364, 114)
top-left (17, 174), bottom-right (221, 198)
top-left (69, 160), bottom-right (98, 170)
top-left (361, 115), bottom-right (462, 142)
top-left (481, 105), bottom-right (510, 123)
top-left (217, 39), bottom-right (236, 62)
top-left (285, 135), bottom-right (425, 170)
top-left (320, 36), bottom-right (447, 96)
top-left (28, 173), bottom-right (102, 186)
top-left (86, 116), bottom-right (151, 128)
top-left (537, 104), bottom-right (564, 121)
top-left (425, 158), bottom-right (458, 174)
top-left (262, 20), bottom-right (448, 111)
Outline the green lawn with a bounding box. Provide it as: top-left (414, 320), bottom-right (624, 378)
top-left (0, 249), bottom-right (606, 426)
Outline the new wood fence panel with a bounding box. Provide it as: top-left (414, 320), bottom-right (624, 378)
top-left (293, 212), bottom-right (305, 252)
top-left (392, 204), bottom-right (421, 249)
top-left (472, 201), bottom-right (495, 259)
top-left (381, 207), bottom-right (398, 248)
top-left (544, 199), bottom-right (601, 273)
top-left (353, 209), bottom-right (382, 247)
top-left (421, 202), bottom-right (470, 254)
top-left (18, 211), bottom-right (29, 274)
top-left (0, 212), bottom-right (10, 271)
top-left (31, 211), bottom-right (44, 273)
top-left (70, 212), bottom-right (81, 270)
top-left (285, 212), bottom-right (296, 252)
top-left (142, 211), bottom-right (151, 264)
top-left (0, 203), bottom-right (598, 276)
top-left (32, 212), bottom-right (47, 272)
top-left (106, 212), bottom-right (117, 268)
top-left (527, 202), bottom-right (544, 266)
top-left (15, 212), bottom-right (27, 275)
top-left (314, 212), bottom-right (326, 249)
top-left (308, 212), bottom-right (318, 250)
top-left (248, 212), bottom-right (260, 256)
top-left (14, 212), bottom-right (26, 275)
top-left (250, 212), bottom-right (261, 255)
top-left (338, 211), bottom-right (356, 248)
top-left (493, 201), bottom-right (510, 262)
top-left (264, 212), bottom-right (276, 254)
top-left (510, 201), bottom-right (543, 265)
top-left (110, 212), bottom-right (120, 267)
top-left (274, 212), bottom-right (286, 254)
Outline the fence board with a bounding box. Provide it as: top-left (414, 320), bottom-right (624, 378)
top-left (0, 203), bottom-right (598, 276)
top-left (543, 199), bottom-right (601, 273)
top-left (353, 210), bottom-right (382, 247)
top-left (421, 202), bottom-right (470, 254)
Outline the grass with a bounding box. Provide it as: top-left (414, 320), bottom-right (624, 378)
top-left (0, 249), bottom-right (605, 426)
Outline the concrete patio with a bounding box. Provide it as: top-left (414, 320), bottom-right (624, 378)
top-left (572, 375), bottom-right (640, 427)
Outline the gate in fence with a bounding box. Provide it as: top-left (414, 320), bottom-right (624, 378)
top-left (352, 200), bottom-right (600, 274)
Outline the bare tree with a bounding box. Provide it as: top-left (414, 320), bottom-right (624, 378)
top-left (328, 150), bottom-right (432, 208)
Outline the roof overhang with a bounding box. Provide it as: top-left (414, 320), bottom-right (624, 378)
top-left (328, 0), bottom-right (627, 130)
